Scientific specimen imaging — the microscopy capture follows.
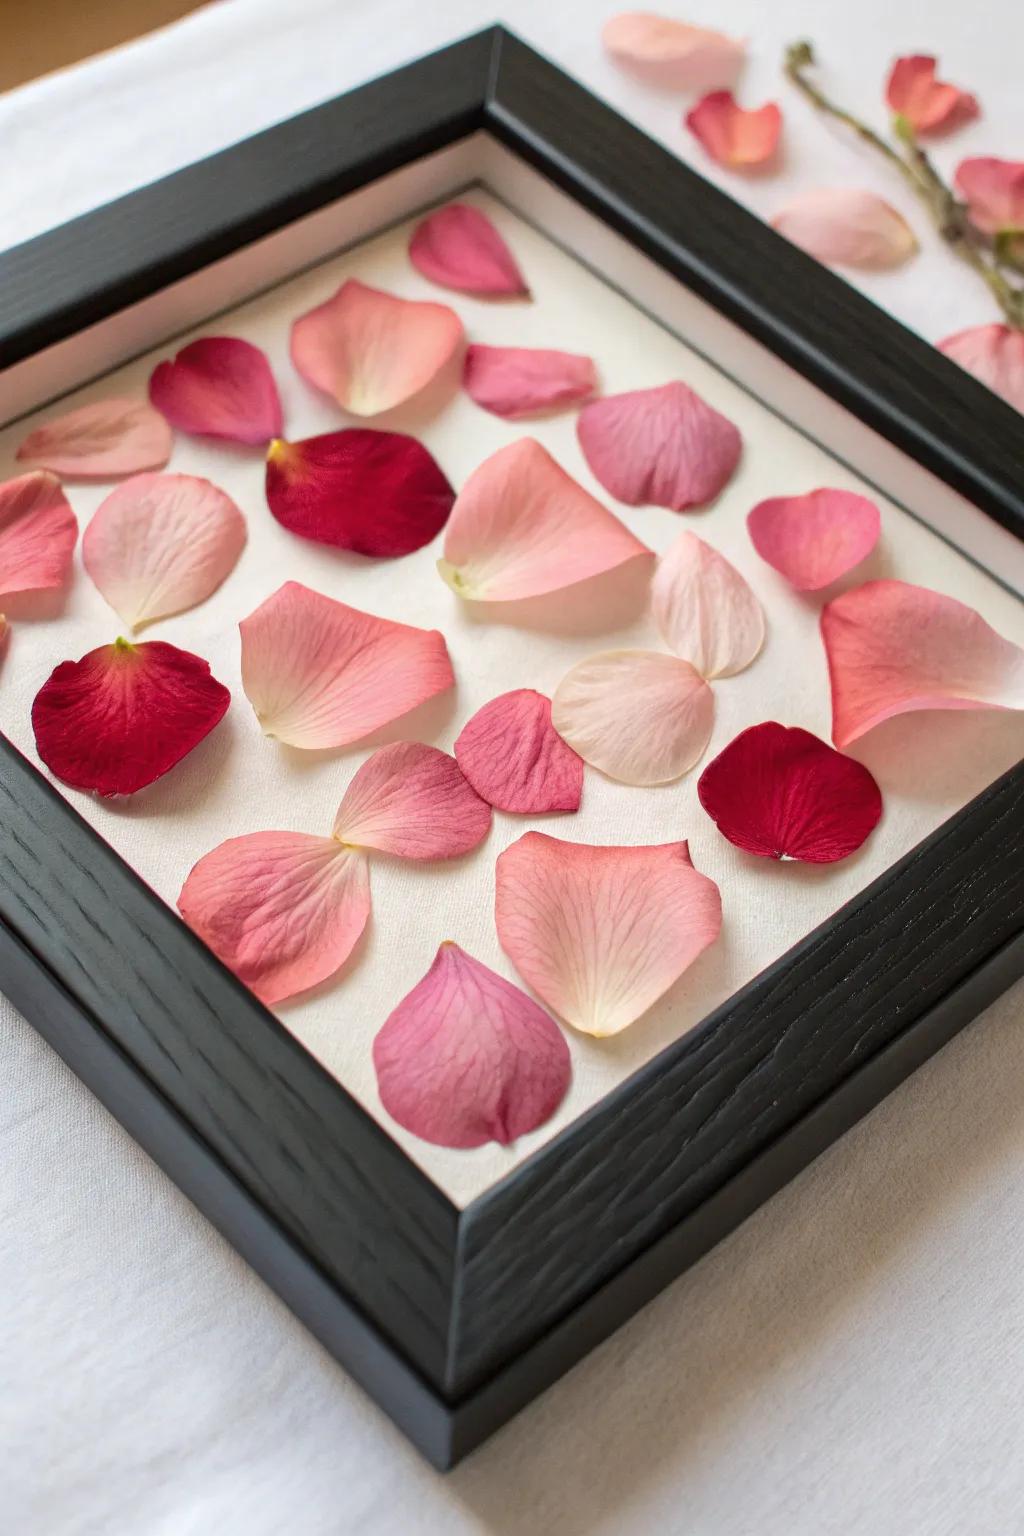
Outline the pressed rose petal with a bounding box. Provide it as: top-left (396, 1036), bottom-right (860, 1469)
top-left (885, 56), bottom-right (978, 137)
top-left (332, 741), bottom-right (491, 859)
top-left (408, 204), bottom-right (529, 297)
top-left (651, 531), bottom-right (764, 678)
top-left (178, 832), bottom-right (369, 1005)
top-left (747, 488), bottom-right (881, 591)
top-left (82, 472), bottom-right (246, 630)
top-left (0, 471), bottom-right (77, 600)
top-left (32, 638), bottom-right (229, 797)
top-left (551, 649), bottom-right (714, 785)
top-left (576, 382), bottom-right (741, 512)
top-left (772, 190), bottom-right (917, 269)
top-left (462, 345), bottom-right (597, 419)
top-left (698, 721), bottom-right (883, 863)
top-left (265, 430), bottom-right (454, 557)
top-left (821, 579), bottom-right (1024, 747)
top-left (149, 337), bottom-right (283, 445)
top-left (938, 324), bottom-right (1024, 414)
top-left (373, 942), bottom-right (570, 1148)
top-left (240, 581), bottom-right (453, 749)
top-left (438, 438), bottom-right (650, 602)
top-left (685, 91), bottom-right (782, 169)
top-left (496, 834), bottom-right (722, 1037)
top-left (16, 399), bottom-right (172, 479)
top-left (290, 279), bottom-right (463, 416)
top-left (953, 158), bottom-right (1024, 234)
top-left (454, 689), bottom-right (584, 814)
top-left (602, 13), bottom-right (744, 92)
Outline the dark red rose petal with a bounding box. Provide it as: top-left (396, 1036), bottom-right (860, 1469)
top-left (32, 638), bottom-right (230, 797)
top-left (697, 721), bottom-right (883, 863)
top-left (265, 429), bottom-right (455, 558)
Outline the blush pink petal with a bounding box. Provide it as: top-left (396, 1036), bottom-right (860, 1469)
top-left (651, 531), bottom-right (764, 678)
top-left (0, 471), bottom-right (77, 600)
top-left (332, 741), bottom-right (491, 859)
top-left (576, 382), bottom-right (741, 511)
top-left (408, 204), bottom-right (529, 297)
top-left (953, 158), bottom-right (1024, 235)
top-left (455, 690), bottom-right (583, 814)
top-left (551, 649), bottom-right (714, 785)
top-left (685, 91), bottom-right (781, 169)
top-left (495, 834), bottom-right (722, 1037)
top-left (747, 488), bottom-right (881, 591)
top-left (178, 832), bottom-right (370, 1005)
top-left (772, 189), bottom-right (917, 269)
top-left (821, 579), bottom-right (1024, 747)
top-left (149, 336), bottom-right (283, 445)
top-left (938, 324), bottom-right (1024, 414)
top-left (290, 278), bottom-right (463, 416)
top-left (439, 438), bottom-right (650, 601)
top-left (16, 398), bottom-right (172, 479)
top-left (602, 13), bottom-right (744, 92)
top-left (373, 942), bottom-right (570, 1148)
top-left (240, 580), bottom-right (454, 749)
top-left (885, 56), bottom-right (979, 137)
top-left (83, 472), bottom-right (246, 630)
top-left (462, 345), bottom-right (597, 419)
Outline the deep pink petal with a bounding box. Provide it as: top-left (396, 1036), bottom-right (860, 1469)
top-left (885, 56), bottom-right (978, 137)
top-left (439, 438), bottom-right (650, 601)
top-left (239, 581), bottom-right (454, 749)
top-left (462, 345), bottom-right (596, 418)
top-left (373, 942), bottom-right (571, 1148)
top-left (685, 91), bottom-right (782, 169)
top-left (939, 324), bottom-right (1024, 414)
top-left (82, 472), bottom-right (246, 629)
top-left (454, 689), bottom-right (584, 814)
top-left (747, 488), bottom-right (881, 590)
top-left (149, 336), bottom-right (283, 445)
top-left (408, 204), bottom-right (529, 297)
top-left (698, 721), bottom-right (883, 862)
top-left (821, 579), bottom-right (1024, 747)
top-left (772, 190), bottom-right (918, 269)
top-left (0, 471), bottom-right (77, 600)
top-left (651, 530), bottom-right (764, 677)
top-left (602, 13), bottom-right (744, 91)
top-left (265, 430), bottom-right (454, 557)
top-left (332, 741), bottom-right (491, 858)
top-left (953, 158), bottom-right (1024, 234)
top-left (290, 278), bottom-right (463, 416)
top-left (178, 832), bottom-right (369, 1005)
top-left (16, 399), bottom-right (172, 479)
top-left (32, 639), bottom-right (230, 797)
top-left (576, 382), bottom-right (741, 511)
top-left (495, 834), bottom-right (722, 1037)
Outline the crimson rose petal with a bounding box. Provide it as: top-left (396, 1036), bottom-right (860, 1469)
top-left (149, 336), bottom-right (283, 445)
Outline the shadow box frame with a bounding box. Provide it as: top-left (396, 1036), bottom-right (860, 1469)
top-left (1, 26), bottom-right (1023, 1471)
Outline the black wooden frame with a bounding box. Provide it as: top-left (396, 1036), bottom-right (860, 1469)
top-left (1, 27), bottom-right (1022, 1470)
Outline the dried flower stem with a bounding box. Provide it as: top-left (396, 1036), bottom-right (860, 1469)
top-left (784, 41), bottom-right (1024, 329)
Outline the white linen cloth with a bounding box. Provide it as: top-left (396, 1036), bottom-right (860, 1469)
top-left (2, 2), bottom-right (1023, 1530)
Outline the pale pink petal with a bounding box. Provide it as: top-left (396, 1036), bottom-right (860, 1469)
top-left (885, 56), bottom-right (978, 138)
top-left (821, 579), bottom-right (1024, 747)
top-left (551, 649), bottom-right (714, 785)
top-left (685, 91), bottom-right (782, 169)
top-left (332, 741), bottom-right (491, 859)
top-left (651, 531), bottom-right (764, 678)
top-left (454, 689), bottom-right (583, 814)
top-left (82, 472), bottom-right (246, 630)
top-left (576, 382), bottom-right (741, 511)
top-left (602, 13), bottom-right (744, 92)
top-left (772, 190), bottom-right (917, 269)
top-left (0, 471), bottom-right (77, 600)
top-left (178, 831), bottom-right (369, 1005)
top-left (408, 204), bottom-right (529, 297)
top-left (438, 438), bottom-right (650, 602)
top-left (747, 489), bottom-right (881, 591)
top-left (240, 581), bottom-right (454, 749)
top-left (463, 345), bottom-right (597, 419)
top-left (16, 399), bottom-right (172, 478)
top-left (495, 834), bottom-right (722, 1037)
top-left (290, 279), bottom-right (463, 416)
top-left (148, 336), bottom-right (283, 445)
top-left (939, 324), bottom-right (1024, 414)
top-left (372, 942), bottom-right (570, 1148)
top-left (953, 158), bottom-right (1024, 235)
